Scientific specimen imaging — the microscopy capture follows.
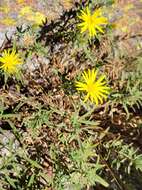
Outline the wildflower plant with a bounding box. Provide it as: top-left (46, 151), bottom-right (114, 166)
top-left (76, 69), bottom-right (110, 105)
top-left (0, 49), bottom-right (23, 75)
top-left (77, 6), bottom-right (108, 38)
top-left (0, 1), bottom-right (142, 190)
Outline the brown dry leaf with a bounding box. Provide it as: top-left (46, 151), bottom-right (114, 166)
top-left (52, 55), bottom-right (65, 74)
top-left (104, 59), bottom-right (124, 83)
top-left (22, 33), bottom-right (35, 47)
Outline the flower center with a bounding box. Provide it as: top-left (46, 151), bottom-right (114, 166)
top-left (87, 83), bottom-right (96, 93)
top-left (88, 15), bottom-right (94, 26)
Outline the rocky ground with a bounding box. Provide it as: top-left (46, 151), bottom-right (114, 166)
top-left (0, 0), bottom-right (142, 52)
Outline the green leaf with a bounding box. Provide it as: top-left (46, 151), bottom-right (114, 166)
top-left (5, 175), bottom-right (17, 189)
top-left (28, 173), bottom-right (35, 187)
top-left (95, 174), bottom-right (109, 187)
top-left (134, 156), bottom-right (142, 171)
top-left (25, 157), bottom-right (42, 169)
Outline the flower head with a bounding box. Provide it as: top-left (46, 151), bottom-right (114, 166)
top-left (1, 17), bottom-right (16, 26)
top-left (19, 6), bottom-right (33, 16)
top-left (0, 5), bottom-right (10, 14)
top-left (19, 6), bottom-right (46, 25)
top-left (28, 12), bottom-right (46, 25)
top-left (0, 49), bottom-right (23, 74)
top-left (77, 6), bottom-right (108, 38)
top-left (17, 0), bottom-right (25, 4)
top-left (75, 69), bottom-right (110, 105)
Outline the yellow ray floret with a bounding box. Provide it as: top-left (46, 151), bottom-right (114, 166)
top-left (75, 69), bottom-right (110, 105)
top-left (77, 6), bottom-right (108, 38)
top-left (0, 49), bottom-right (23, 74)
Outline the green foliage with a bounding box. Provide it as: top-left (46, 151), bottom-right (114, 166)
top-left (22, 106), bottom-right (52, 138)
top-left (1, 101), bottom-right (142, 190)
top-left (0, 129), bottom-right (44, 190)
top-left (68, 140), bottom-right (109, 189)
top-left (104, 138), bottom-right (142, 174)
top-left (107, 57), bottom-right (142, 118)
top-left (49, 137), bottom-right (109, 190)
top-left (134, 155), bottom-right (142, 172)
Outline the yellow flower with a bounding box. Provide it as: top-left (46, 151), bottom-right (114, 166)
top-left (75, 69), bottom-right (110, 105)
top-left (19, 6), bottom-right (46, 25)
top-left (77, 7), bottom-right (108, 38)
top-left (19, 6), bottom-right (33, 16)
top-left (35, 12), bottom-right (46, 25)
top-left (0, 5), bottom-right (10, 14)
top-left (28, 12), bottom-right (46, 25)
top-left (0, 49), bottom-right (23, 74)
top-left (1, 17), bottom-right (16, 26)
top-left (17, 0), bottom-right (25, 4)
